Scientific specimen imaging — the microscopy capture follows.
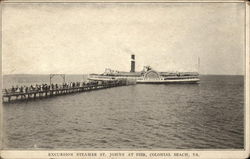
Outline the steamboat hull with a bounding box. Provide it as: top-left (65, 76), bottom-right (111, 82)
top-left (136, 78), bottom-right (200, 84)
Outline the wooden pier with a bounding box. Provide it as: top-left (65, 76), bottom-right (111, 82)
top-left (2, 80), bottom-right (128, 103)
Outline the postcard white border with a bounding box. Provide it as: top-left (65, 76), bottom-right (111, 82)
top-left (0, 0), bottom-right (249, 159)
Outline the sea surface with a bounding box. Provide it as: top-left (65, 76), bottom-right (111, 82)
top-left (2, 75), bottom-right (244, 149)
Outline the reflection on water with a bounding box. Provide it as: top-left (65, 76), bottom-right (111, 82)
top-left (2, 75), bottom-right (244, 149)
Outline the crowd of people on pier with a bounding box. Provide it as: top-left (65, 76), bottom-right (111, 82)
top-left (4, 81), bottom-right (100, 94)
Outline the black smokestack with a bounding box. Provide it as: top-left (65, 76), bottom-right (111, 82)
top-left (130, 54), bottom-right (135, 72)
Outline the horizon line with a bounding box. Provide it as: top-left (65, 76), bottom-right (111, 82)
top-left (2, 73), bottom-right (244, 76)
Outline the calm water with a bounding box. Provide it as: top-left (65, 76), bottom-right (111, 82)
top-left (2, 75), bottom-right (244, 149)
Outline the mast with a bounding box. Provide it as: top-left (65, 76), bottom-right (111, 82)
top-left (198, 57), bottom-right (200, 74)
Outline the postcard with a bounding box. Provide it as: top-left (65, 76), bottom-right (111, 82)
top-left (1, 0), bottom-right (249, 159)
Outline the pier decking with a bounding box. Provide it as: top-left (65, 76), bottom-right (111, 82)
top-left (2, 80), bottom-right (129, 103)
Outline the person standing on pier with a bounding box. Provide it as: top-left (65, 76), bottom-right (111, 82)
top-left (30, 85), bottom-right (34, 91)
top-left (11, 86), bottom-right (15, 93)
top-left (16, 86), bottom-right (20, 93)
top-left (20, 86), bottom-right (23, 93)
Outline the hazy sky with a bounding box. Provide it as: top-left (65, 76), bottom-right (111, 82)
top-left (2, 2), bottom-right (245, 75)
